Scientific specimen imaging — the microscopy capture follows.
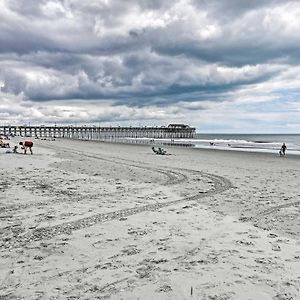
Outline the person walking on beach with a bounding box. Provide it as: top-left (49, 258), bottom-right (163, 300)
top-left (281, 143), bottom-right (287, 155)
top-left (19, 140), bottom-right (33, 154)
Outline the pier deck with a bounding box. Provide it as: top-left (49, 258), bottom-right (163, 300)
top-left (0, 124), bottom-right (195, 140)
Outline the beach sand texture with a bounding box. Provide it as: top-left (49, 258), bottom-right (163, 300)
top-left (1, 139), bottom-right (300, 300)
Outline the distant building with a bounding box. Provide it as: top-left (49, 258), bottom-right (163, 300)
top-left (167, 124), bottom-right (190, 129)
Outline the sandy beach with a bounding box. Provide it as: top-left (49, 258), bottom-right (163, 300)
top-left (1, 138), bottom-right (300, 300)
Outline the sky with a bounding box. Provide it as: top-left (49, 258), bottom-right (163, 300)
top-left (0, 0), bottom-right (300, 133)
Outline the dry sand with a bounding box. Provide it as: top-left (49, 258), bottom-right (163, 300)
top-left (1, 138), bottom-right (300, 300)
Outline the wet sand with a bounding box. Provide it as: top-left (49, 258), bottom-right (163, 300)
top-left (1, 138), bottom-right (300, 299)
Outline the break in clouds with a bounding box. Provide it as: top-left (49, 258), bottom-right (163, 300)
top-left (0, 0), bottom-right (300, 131)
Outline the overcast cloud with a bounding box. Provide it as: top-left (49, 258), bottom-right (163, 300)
top-left (0, 0), bottom-right (300, 132)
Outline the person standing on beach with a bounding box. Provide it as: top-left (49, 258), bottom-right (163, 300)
top-left (281, 143), bottom-right (287, 155)
top-left (19, 141), bottom-right (33, 154)
top-left (13, 145), bottom-right (18, 153)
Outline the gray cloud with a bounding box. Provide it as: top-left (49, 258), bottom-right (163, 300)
top-left (0, 0), bottom-right (300, 131)
top-left (191, 0), bottom-right (286, 19)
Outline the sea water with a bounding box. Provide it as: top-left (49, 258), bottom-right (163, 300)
top-left (192, 134), bottom-right (300, 155)
top-left (123, 134), bottom-right (300, 155)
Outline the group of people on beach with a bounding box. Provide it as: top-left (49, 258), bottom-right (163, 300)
top-left (1, 139), bottom-right (34, 155)
top-left (17, 141), bottom-right (34, 154)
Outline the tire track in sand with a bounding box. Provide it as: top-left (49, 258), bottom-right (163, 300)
top-left (258, 201), bottom-right (300, 216)
top-left (1, 144), bottom-right (232, 249)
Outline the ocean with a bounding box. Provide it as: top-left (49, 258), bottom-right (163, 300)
top-left (192, 133), bottom-right (300, 155)
top-left (123, 134), bottom-right (300, 155)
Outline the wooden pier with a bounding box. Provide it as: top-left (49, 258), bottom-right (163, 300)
top-left (0, 124), bottom-right (195, 140)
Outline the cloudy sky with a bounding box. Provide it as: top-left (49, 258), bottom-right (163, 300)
top-left (1, 0), bottom-right (300, 133)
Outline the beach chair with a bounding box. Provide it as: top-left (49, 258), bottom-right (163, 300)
top-left (152, 146), bottom-right (167, 155)
top-left (158, 147), bottom-right (166, 155)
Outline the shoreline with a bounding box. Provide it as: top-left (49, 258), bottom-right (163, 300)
top-left (3, 134), bottom-right (300, 157)
top-left (46, 137), bottom-right (300, 160)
